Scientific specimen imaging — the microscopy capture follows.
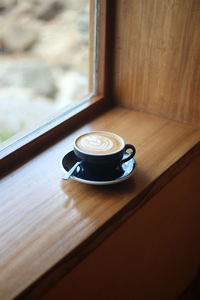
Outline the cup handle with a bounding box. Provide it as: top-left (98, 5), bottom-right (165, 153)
top-left (120, 144), bottom-right (136, 164)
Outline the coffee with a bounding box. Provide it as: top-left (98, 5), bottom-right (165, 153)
top-left (75, 131), bottom-right (124, 155)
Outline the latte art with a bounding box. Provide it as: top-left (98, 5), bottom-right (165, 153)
top-left (75, 132), bottom-right (124, 155)
top-left (80, 135), bottom-right (113, 152)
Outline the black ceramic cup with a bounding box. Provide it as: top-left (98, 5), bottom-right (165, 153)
top-left (73, 131), bottom-right (136, 175)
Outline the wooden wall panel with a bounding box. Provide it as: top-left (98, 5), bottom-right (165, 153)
top-left (112, 0), bottom-right (200, 125)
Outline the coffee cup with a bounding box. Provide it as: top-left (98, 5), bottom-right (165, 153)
top-left (73, 131), bottom-right (136, 173)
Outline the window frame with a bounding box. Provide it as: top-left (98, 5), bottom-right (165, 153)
top-left (0, 0), bottom-right (110, 173)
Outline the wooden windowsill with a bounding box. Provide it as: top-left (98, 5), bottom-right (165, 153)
top-left (0, 107), bottom-right (200, 300)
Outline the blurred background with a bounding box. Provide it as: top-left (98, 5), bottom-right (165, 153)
top-left (0, 0), bottom-right (89, 145)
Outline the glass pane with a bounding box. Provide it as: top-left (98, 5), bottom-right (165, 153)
top-left (0, 0), bottom-right (91, 147)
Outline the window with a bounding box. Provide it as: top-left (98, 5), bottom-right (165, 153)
top-left (1, 0), bottom-right (105, 169)
top-left (0, 0), bottom-right (91, 146)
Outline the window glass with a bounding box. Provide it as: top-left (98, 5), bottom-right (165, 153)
top-left (0, 0), bottom-right (90, 146)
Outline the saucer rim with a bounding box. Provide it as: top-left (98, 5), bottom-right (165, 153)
top-left (62, 150), bottom-right (136, 185)
top-left (71, 165), bottom-right (136, 185)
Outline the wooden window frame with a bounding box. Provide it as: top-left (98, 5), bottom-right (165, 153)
top-left (0, 0), bottom-right (110, 174)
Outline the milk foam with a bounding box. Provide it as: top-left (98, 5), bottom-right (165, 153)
top-left (75, 132), bottom-right (123, 155)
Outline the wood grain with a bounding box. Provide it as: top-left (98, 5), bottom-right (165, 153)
top-left (42, 155), bottom-right (200, 300)
top-left (0, 107), bottom-right (200, 300)
top-left (111, 0), bottom-right (200, 125)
